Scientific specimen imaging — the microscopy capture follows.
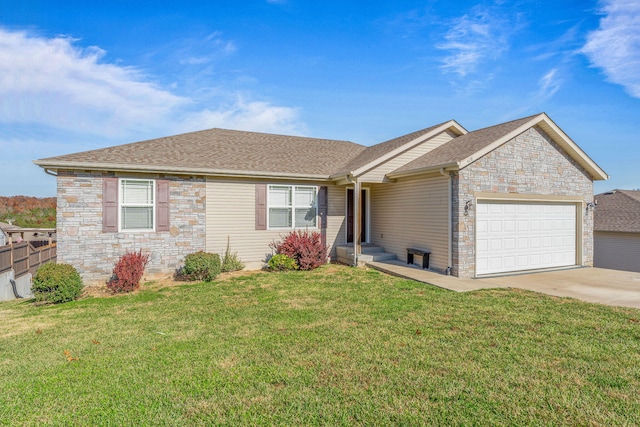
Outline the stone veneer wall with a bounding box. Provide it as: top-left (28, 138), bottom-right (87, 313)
top-left (57, 170), bottom-right (206, 285)
top-left (452, 126), bottom-right (595, 278)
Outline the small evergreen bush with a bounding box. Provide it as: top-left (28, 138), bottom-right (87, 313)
top-left (270, 230), bottom-right (328, 271)
top-left (267, 254), bottom-right (299, 271)
top-left (182, 251), bottom-right (221, 282)
top-left (32, 263), bottom-right (83, 304)
top-left (221, 237), bottom-right (245, 272)
top-left (107, 250), bottom-right (149, 293)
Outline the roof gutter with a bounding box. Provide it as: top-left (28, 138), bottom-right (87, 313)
top-left (386, 162), bottom-right (459, 180)
top-left (33, 161), bottom-right (332, 182)
top-left (348, 120), bottom-right (468, 178)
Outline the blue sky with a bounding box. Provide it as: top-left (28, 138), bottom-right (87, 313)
top-left (0, 0), bottom-right (638, 196)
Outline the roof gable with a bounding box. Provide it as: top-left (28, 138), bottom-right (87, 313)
top-left (331, 120), bottom-right (466, 178)
top-left (595, 190), bottom-right (640, 233)
top-left (35, 128), bottom-right (366, 179)
top-left (388, 113), bottom-right (608, 181)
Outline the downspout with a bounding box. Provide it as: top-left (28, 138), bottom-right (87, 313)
top-left (44, 168), bottom-right (58, 177)
top-left (10, 279), bottom-right (23, 299)
top-left (440, 168), bottom-right (452, 275)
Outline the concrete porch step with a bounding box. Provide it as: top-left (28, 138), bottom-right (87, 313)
top-left (335, 244), bottom-right (397, 265)
top-left (358, 252), bottom-right (397, 262)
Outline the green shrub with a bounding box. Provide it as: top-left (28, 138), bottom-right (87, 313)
top-left (31, 263), bottom-right (83, 304)
top-left (267, 254), bottom-right (299, 271)
top-left (182, 251), bottom-right (221, 282)
top-left (221, 237), bottom-right (245, 272)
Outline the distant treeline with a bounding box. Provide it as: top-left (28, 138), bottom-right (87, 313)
top-left (0, 196), bottom-right (56, 228)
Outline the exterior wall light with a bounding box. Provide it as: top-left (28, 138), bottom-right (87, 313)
top-left (464, 200), bottom-right (473, 216)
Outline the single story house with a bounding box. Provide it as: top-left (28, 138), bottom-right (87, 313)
top-left (593, 189), bottom-right (640, 273)
top-left (35, 112), bottom-right (608, 284)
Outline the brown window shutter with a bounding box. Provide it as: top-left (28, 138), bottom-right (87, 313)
top-left (255, 183), bottom-right (267, 230)
top-left (103, 177), bottom-right (119, 232)
top-left (318, 186), bottom-right (328, 229)
top-left (156, 180), bottom-right (170, 232)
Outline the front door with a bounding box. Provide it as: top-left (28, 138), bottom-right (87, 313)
top-left (347, 189), bottom-right (367, 243)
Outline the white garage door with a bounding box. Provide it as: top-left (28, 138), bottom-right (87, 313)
top-left (476, 201), bottom-right (577, 275)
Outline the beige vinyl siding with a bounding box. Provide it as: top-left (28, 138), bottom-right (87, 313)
top-left (206, 178), bottom-right (346, 267)
top-left (369, 174), bottom-right (450, 273)
top-left (594, 231), bottom-right (640, 273)
top-left (358, 131), bottom-right (457, 183)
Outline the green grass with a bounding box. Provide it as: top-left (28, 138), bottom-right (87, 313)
top-left (2, 265), bottom-right (640, 426)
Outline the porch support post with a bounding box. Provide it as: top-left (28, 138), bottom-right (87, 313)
top-left (353, 179), bottom-right (361, 266)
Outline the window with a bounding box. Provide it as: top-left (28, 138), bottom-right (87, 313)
top-left (120, 179), bottom-right (155, 231)
top-left (268, 185), bottom-right (317, 229)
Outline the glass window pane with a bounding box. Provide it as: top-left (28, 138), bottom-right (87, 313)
top-left (295, 207), bottom-right (317, 228)
top-left (122, 180), bottom-right (153, 204)
top-left (269, 208), bottom-right (291, 228)
top-left (295, 187), bottom-right (316, 207)
top-left (121, 207), bottom-right (153, 230)
top-left (269, 186), bottom-right (291, 206)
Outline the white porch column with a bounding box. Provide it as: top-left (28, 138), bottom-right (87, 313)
top-left (353, 179), bottom-right (361, 266)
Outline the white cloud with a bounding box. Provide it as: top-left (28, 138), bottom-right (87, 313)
top-left (0, 28), bottom-right (303, 141)
top-left (582, 0), bottom-right (640, 98)
top-left (176, 31), bottom-right (236, 66)
top-left (437, 6), bottom-right (511, 77)
top-left (537, 68), bottom-right (562, 101)
top-left (178, 97), bottom-right (306, 135)
top-left (0, 28), bottom-right (187, 137)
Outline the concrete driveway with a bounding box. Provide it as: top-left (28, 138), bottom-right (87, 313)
top-left (367, 261), bottom-right (640, 309)
top-left (477, 267), bottom-right (640, 309)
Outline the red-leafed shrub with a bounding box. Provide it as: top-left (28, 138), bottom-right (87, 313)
top-left (107, 250), bottom-right (150, 293)
top-left (270, 230), bottom-right (328, 271)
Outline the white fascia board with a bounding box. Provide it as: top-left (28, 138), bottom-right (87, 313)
top-left (457, 114), bottom-right (545, 170)
top-left (386, 163), bottom-right (459, 179)
top-left (456, 113), bottom-right (609, 181)
top-left (32, 160), bottom-right (332, 181)
top-left (536, 113), bottom-right (609, 181)
top-left (351, 120), bottom-right (467, 177)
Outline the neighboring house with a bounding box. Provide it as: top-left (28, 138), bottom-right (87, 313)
top-left (34, 112), bottom-right (608, 284)
top-left (593, 190), bottom-right (640, 273)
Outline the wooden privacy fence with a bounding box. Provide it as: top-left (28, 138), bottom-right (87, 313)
top-left (0, 241), bottom-right (57, 278)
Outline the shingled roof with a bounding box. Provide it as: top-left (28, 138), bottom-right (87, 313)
top-left (35, 113), bottom-right (608, 182)
top-left (389, 114), bottom-right (539, 176)
top-left (594, 190), bottom-right (640, 233)
top-left (331, 120), bottom-right (464, 177)
top-left (35, 128), bottom-right (366, 179)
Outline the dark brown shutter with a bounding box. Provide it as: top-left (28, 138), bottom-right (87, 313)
top-left (255, 183), bottom-right (267, 230)
top-left (156, 180), bottom-right (170, 232)
top-left (318, 186), bottom-right (328, 229)
top-left (103, 177), bottom-right (118, 232)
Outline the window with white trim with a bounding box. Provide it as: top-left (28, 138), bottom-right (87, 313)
top-left (120, 179), bottom-right (155, 231)
top-left (268, 185), bottom-right (317, 229)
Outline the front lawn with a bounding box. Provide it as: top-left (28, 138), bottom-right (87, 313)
top-left (1, 265), bottom-right (640, 425)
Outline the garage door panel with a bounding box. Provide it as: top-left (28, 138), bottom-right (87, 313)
top-left (476, 201), bottom-right (577, 275)
top-left (517, 237), bottom-right (528, 249)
